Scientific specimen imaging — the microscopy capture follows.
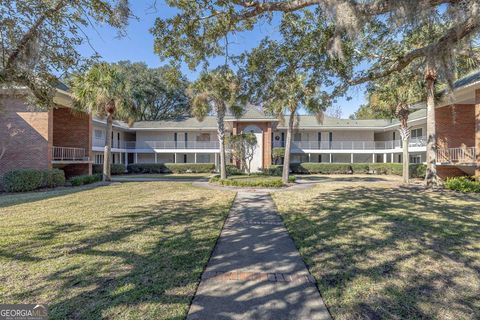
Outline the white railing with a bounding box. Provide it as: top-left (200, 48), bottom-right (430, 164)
top-left (52, 146), bottom-right (88, 161)
top-left (93, 138), bottom-right (136, 149)
top-left (437, 147), bottom-right (476, 163)
top-left (273, 136), bottom-right (426, 150)
top-left (142, 140), bottom-right (220, 149)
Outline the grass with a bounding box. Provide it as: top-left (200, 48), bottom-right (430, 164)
top-left (272, 178), bottom-right (480, 320)
top-left (210, 174), bottom-right (296, 188)
top-left (0, 182), bottom-right (235, 319)
top-left (116, 173), bottom-right (212, 179)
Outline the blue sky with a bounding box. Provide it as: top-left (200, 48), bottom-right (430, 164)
top-left (78, 1), bottom-right (367, 118)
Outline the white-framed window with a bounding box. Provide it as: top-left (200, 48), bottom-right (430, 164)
top-left (94, 129), bottom-right (104, 140)
top-left (411, 128), bottom-right (423, 138)
top-left (95, 154), bottom-right (104, 164)
top-left (409, 154), bottom-right (422, 164)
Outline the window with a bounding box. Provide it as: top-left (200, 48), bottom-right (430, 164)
top-left (197, 133), bottom-right (210, 141)
top-left (95, 154), bottom-right (104, 164)
top-left (410, 155), bottom-right (422, 164)
top-left (117, 132), bottom-right (120, 148)
top-left (411, 128), bottom-right (423, 138)
top-left (294, 132), bottom-right (301, 141)
top-left (197, 154), bottom-right (210, 163)
top-left (94, 129), bottom-right (104, 140)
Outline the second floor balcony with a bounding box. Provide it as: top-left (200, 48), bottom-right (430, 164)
top-left (93, 138), bottom-right (220, 150)
top-left (273, 136), bottom-right (426, 151)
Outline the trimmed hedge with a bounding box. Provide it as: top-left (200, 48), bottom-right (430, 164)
top-left (210, 175), bottom-right (295, 188)
top-left (266, 163), bottom-right (426, 178)
top-left (92, 164), bottom-right (126, 175)
top-left (226, 164), bottom-right (244, 176)
top-left (70, 174), bottom-right (102, 186)
top-left (445, 176), bottom-right (480, 193)
top-left (127, 163), bottom-right (216, 174)
top-left (42, 169), bottom-right (66, 188)
top-left (2, 169), bottom-right (66, 192)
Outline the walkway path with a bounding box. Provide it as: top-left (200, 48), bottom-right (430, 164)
top-left (187, 192), bottom-right (331, 320)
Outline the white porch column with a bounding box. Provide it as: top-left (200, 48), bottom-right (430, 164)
top-left (391, 153), bottom-right (394, 163)
top-left (329, 153), bottom-right (332, 163)
top-left (124, 152), bottom-right (128, 170)
top-left (135, 153), bottom-right (138, 164)
top-left (308, 153), bottom-right (311, 162)
top-left (155, 153), bottom-right (157, 163)
top-left (214, 153), bottom-right (218, 170)
top-left (174, 153), bottom-right (177, 163)
top-left (372, 153), bottom-right (376, 163)
top-left (350, 153), bottom-right (354, 163)
top-left (383, 153), bottom-right (387, 163)
top-left (194, 153), bottom-right (197, 163)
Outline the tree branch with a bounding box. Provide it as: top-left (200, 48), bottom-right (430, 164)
top-left (350, 15), bottom-right (480, 85)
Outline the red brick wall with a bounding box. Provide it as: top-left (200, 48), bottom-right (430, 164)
top-left (53, 107), bottom-right (91, 150)
top-left (56, 163), bottom-right (90, 178)
top-left (0, 96), bottom-right (52, 178)
top-left (437, 166), bottom-right (468, 179)
top-left (476, 90), bottom-right (480, 176)
top-left (435, 104), bottom-right (475, 148)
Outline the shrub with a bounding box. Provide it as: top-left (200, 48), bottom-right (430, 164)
top-left (350, 163), bottom-right (370, 174)
top-left (41, 169), bottom-right (66, 188)
top-left (3, 169), bottom-right (44, 192)
top-left (226, 164), bottom-right (243, 175)
top-left (409, 164), bottom-right (427, 178)
top-left (261, 165), bottom-right (283, 176)
top-left (127, 163), bottom-right (215, 174)
top-left (93, 164), bottom-right (126, 175)
top-left (296, 163), bottom-right (352, 174)
top-left (368, 163), bottom-right (403, 175)
top-left (445, 176), bottom-right (480, 193)
top-left (70, 174), bottom-right (102, 186)
top-left (210, 175), bottom-right (295, 188)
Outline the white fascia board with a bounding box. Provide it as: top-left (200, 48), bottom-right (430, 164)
top-left (132, 127), bottom-right (218, 131)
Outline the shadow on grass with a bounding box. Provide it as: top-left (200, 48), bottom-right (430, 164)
top-left (0, 183), bottom-right (106, 209)
top-left (4, 197), bottom-right (231, 319)
top-left (279, 186), bottom-right (480, 319)
top-left (296, 175), bottom-right (393, 183)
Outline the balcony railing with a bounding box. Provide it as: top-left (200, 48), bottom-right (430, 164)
top-left (52, 146), bottom-right (89, 161)
top-left (143, 140), bottom-right (219, 149)
top-left (273, 136), bottom-right (426, 150)
top-left (437, 147), bottom-right (476, 163)
top-left (93, 138), bottom-right (137, 149)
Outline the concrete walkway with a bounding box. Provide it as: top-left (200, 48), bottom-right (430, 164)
top-left (187, 192), bottom-right (331, 320)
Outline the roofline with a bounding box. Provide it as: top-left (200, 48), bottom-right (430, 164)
top-left (225, 118), bottom-right (279, 122)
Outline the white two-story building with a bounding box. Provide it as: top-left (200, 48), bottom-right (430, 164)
top-left (91, 106), bottom-right (428, 171)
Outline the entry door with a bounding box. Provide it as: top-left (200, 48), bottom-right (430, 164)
top-left (243, 125), bottom-right (263, 172)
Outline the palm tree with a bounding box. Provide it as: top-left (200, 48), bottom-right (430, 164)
top-left (70, 63), bottom-right (130, 181)
top-left (188, 67), bottom-right (244, 179)
top-left (368, 71), bottom-right (425, 184)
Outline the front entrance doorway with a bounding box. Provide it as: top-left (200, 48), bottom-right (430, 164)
top-left (242, 125), bottom-right (263, 172)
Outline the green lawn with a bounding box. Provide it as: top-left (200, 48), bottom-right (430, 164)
top-left (272, 179), bottom-right (480, 320)
top-left (0, 182), bottom-right (235, 319)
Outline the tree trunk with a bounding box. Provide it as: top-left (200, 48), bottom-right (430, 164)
top-left (425, 60), bottom-right (438, 187)
top-left (402, 134), bottom-right (410, 184)
top-left (217, 108), bottom-right (227, 179)
top-left (282, 113), bottom-right (295, 184)
top-left (103, 112), bottom-right (113, 181)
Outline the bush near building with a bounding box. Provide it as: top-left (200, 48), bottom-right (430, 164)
top-left (127, 163), bottom-right (216, 174)
top-left (445, 176), bottom-right (480, 193)
top-left (2, 169), bottom-right (66, 192)
top-left (70, 174), bottom-right (102, 186)
top-left (263, 163), bottom-right (426, 178)
top-left (92, 164), bottom-right (126, 175)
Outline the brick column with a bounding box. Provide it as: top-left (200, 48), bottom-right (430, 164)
top-left (475, 89), bottom-right (480, 177)
top-left (263, 122), bottom-right (272, 168)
